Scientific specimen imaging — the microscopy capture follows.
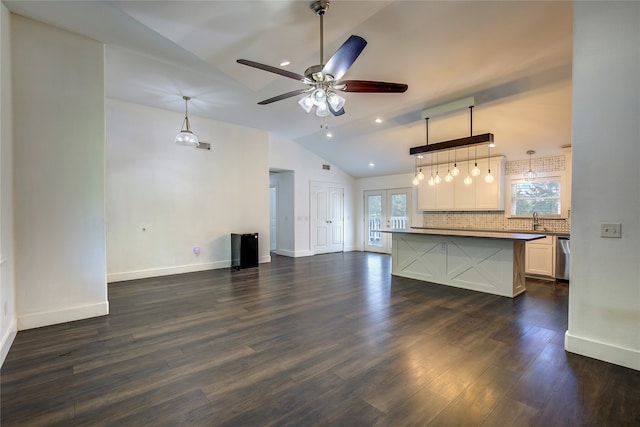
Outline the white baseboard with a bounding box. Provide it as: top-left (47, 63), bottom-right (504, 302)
top-left (343, 245), bottom-right (360, 252)
top-left (109, 257), bottom-right (273, 283)
top-left (275, 249), bottom-right (312, 258)
top-left (565, 330), bottom-right (640, 371)
top-left (18, 301), bottom-right (109, 331)
top-left (108, 260), bottom-right (230, 283)
top-left (259, 255), bottom-right (271, 264)
top-left (1, 317), bottom-right (17, 367)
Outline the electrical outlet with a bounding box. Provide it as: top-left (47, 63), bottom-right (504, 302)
top-left (601, 223), bottom-right (622, 238)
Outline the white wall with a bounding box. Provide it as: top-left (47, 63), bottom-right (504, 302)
top-left (106, 99), bottom-right (270, 281)
top-left (12, 15), bottom-right (107, 330)
top-left (356, 173), bottom-right (422, 250)
top-left (567, 1), bottom-right (640, 370)
top-left (0, 3), bottom-right (16, 365)
top-left (268, 134), bottom-right (356, 255)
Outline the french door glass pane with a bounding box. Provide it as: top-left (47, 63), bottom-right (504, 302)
top-left (390, 194), bottom-right (407, 230)
top-left (367, 195), bottom-right (382, 246)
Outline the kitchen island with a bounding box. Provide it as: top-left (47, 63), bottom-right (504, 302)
top-left (390, 228), bottom-right (545, 297)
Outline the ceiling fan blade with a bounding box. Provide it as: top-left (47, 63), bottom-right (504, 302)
top-left (329, 104), bottom-right (345, 116)
top-left (257, 88), bottom-right (310, 105)
top-left (237, 59), bottom-right (306, 81)
top-left (322, 35), bottom-right (367, 81)
top-left (339, 80), bottom-right (408, 93)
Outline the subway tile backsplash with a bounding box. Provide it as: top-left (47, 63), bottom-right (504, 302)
top-left (422, 211), bottom-right (570, 233)
top-left (422, 155), bottom-right (571, 233)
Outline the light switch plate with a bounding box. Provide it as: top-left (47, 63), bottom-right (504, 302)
top-left (601, 223), bottom-right (622, 238)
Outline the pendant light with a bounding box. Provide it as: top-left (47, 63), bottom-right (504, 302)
top-left (444, 151), bottom-right (454, 182)
top-left (175, 96), bottom-right (199, 147)
top-left (524, 150), bottom-right (537, 181)
top-left (451, 148), bottom-right (460, 177)
top-left (468, 106), bottom-right (481, 176)
top-left (417, 156), bottom-right (425, 181)
top-left (484, 144), bottom-right (495, 183)
top-left (434, 152), bottom-right (442, 184)
top-left (428, 152), bottom-right (435, 186)
top-left (412, 155), bottom-right (420, 186)
top-left (464, 144), bottom-right (473, 185)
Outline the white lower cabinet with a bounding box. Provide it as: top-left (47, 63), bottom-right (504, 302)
top-left (525, 236), bottom-right (555, 278)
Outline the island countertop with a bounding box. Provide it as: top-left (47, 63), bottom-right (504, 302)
top-left (388, 227), bottom-right (547, 242)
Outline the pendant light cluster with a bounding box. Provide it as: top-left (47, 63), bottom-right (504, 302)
top-left (411, 104), bottom-right (495, 186)
top-left (174, 96), bottom-right (210, 150)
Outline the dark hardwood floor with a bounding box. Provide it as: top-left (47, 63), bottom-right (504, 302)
top-left (2, 252), bottom-right (639, 426)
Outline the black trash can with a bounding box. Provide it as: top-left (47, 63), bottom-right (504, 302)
top-left (231, 233), bottom-right (259, 270)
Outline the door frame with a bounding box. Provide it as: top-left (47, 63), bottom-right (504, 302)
top-left (310, 181), bottom-right (345, 255)
top-left (364, 187), bottom-right (412, 254)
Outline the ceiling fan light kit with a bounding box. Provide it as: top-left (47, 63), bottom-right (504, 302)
top-left (236, 0), bottom-right (408, 120)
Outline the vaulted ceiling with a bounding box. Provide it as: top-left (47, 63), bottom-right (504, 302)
top-left (5, 1), bottom-right (573, 178)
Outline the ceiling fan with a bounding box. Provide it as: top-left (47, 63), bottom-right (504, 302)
top-left (237, 0), bottom-right (408, 117)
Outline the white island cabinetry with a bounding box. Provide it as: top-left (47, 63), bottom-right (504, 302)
top-left (390, 228), bottom-right (545, 297)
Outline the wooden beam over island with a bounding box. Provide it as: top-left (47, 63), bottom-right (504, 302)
top-left (387, 228), bottom-right (546, 298)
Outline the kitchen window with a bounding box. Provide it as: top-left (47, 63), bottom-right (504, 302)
top-left (505, 172), bottom-right (568, 218)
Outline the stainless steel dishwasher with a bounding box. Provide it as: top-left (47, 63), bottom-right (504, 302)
top-left (556, 236), bottom-right (570, 281)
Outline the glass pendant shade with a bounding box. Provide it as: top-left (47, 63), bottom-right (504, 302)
top-left (451, 164), bottom-right (460, 177)
top-left (175, 96), bottom-right (199, 147)
top-left (315, 101), bottom-right (330, 117)
top-left (298, 95), bottom-right (314, 113)
top-left (524, 150), bottom-right (537, 181)
top-left (417, 169), bottom-right (425, 181)
top-left (484, 170), bottom-right (495, 183)
top-left (428, 176), bottom-right (435, 186)
top-left (444, 171), bottom-right (453, 183)
top-left (464, 175), bottom-right (473, 185)
top-left (434, 173), bottom-right (442, 184)
top-left (311, 88), bottom-right (326, 106)
top-left (412, 176), bottom-right (420, 186)
top-left (471, 163), bottom-right (481, 176)
top-left (175, 129), bottom-right (199, 147)
top-left (327, 91), bottom-right (345, 111)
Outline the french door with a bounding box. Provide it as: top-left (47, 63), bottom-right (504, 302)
top-left (364, 188), bottom-right (412, 254)
top-left (311, 183), bottom-right (344, 255)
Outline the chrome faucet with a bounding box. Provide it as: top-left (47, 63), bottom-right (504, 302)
top-left (532, 212), bottom-right (541, 231)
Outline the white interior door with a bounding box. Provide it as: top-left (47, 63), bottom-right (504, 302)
top-left (364, 188), bottom-right (411, 254)
top-left (312, 183), bottom-right (344, 255)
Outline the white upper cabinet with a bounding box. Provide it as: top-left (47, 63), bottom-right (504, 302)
top-left (418, 156), bottom-right (505, 211)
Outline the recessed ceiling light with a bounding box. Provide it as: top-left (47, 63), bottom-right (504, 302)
top-left (326, 132), bottom-right (333, 138)
top-left (280, 60), bottom-right (290, 67)
top-left (375, 117), bottom-right (383, 124)
top-left (488, 142), bottom-right (496, 148)
top-left (417, 155), bottom-right (424, 159)
top-left (368, 162), bottom-right (375, 168)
